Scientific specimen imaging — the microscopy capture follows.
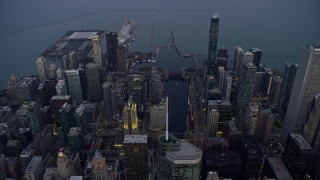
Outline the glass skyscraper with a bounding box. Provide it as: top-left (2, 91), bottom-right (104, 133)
top-left (207, 15), bottom-right (219, 76)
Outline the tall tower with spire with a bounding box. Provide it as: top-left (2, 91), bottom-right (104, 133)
top-left (207, 14), bottom-right (219, 76)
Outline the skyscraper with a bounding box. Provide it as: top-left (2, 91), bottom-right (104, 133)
top-left (236, 61), bottom-right (257, 130)
top-left (281, 45), bottom-right (320, 145)
top-left (223, 72), bottom-right (232, 100)
top-left (149, 97), bottom-right (167, 131)
top-left (57, 150), bottom-right (75, 179)
top-left (127, 74), bottom-right (145, 116)
top-left (123, 135), bottom-right (149, 180)
top-left (102, 81), bottom-right (114, 120)
top-left (36, 57), bottom-right (47, 83)
top-left (69, 51), bottom-right (78, 69)
top-left (24, 156), bottom-right (45, 180)
top-left (277, 63), bottom-right (298, 117)
top-left (106, 32), bottom-right (118, 71)
top-left (92, 151), bottom-right (109, 180)
top-left (65, 70), bottom-right (83, 106)
top-left (217, 66), bottom-right (225, 90)
top-left (55, 80), bottom-right (67, 96)
top-left (282, 134), bottom-right (312, 179)
top-left (123, 99), bottom-right (139, 135)
top-left (207, 15), bottom-right (219, 76)
top-left (86, 63), bottom-right (103, 102)
top-left (246, 102), bottom-right (259, 135)
top-left (269, 76), bottom-right (282, 106)
top-left (157, 134), bottom-right (202, 180)
top-left (206, 106), bottom-right (219, 138)
top-left (48, 63), bottom-right (57, 80)
top-left (250, 48), bottom-right (262, 69)
top-left (234, 46), bottom-right (244, 78)
top-left (91, 35), bottom-right (102, 66)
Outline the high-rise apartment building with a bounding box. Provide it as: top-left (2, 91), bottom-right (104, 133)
top-left (236, 61), bottom-right (257, 130)
top-left (281, 45), bottom-right (320, 145)
top-left (55, 80), bottom-right (67, 96)
top-left (106, 32), bottom-right (118, 71)
top-left (217, 66), bottom-right (225, 90)
top-left (65, 70), bottom-right (83, 106)
top-left (250, 48), bottom-right (262, 69)
top-left (91, 35), bottom-right (102, 66)
top-left (36, 57), bottom-right (47, 83)
top-left (207, 15), bottom-right (219, 76)
top-left (102, 81), bottom-right (114, 120)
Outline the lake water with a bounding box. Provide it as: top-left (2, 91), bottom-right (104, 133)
top-left (0, 0), bottom-right (319, 133)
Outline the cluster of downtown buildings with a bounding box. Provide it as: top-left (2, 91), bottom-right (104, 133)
top-left (0, 15), bottom-right (319, 180)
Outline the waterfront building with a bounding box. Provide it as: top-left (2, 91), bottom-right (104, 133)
top-left (281, 45), bottom-right (320, 145)
top-left (149, 97), bottom-right (167, 131)
top-left (222, 72), bottom-right (232, 100)
top-left (234, 46), bottom-right (244, 79)
top-left (55, 79), bottom-right (67, 96)
top-left (92, 35), bottom-right (103, 66)
top-left (260, 67), bottom-right (273, 95)
top-left (57, 150), bottom-right (75, 179)
top-left (246, 102), bottom-right (259, 135)
top-left (24, 156), bottom-right (45, 180)
top-left (277, 63), bottom-right (298, 118)
top-left (123, 99), bottom-right (139, 135)
top-left (149, 72), bottom-right (164, 105)
top-left (106, 31), bottom-right (118, 71)
top-left (157, 134), bottom-right (202, 180)
top-left (207, 15), bottom-right (219, 76)
top-left (65, 69), bottom-right (83, 106)
top-left (56, 67), bottom-right (64, 80)
top-left (250, 48), bottom-right (262, 69)
top-left (86, 63), bottom-right (103, 102)
top-left (36, 57), bottom-right (47, 83)
top-left (124, 135), bottom-right (149, 180)
top-left (269, 76), bottom-right (282, 106)
top-left (15, 77), bottom-right (39, 103)
top-left (69, 51), bottom-right (78, 69)
top-left (282, 134), bottom-right (312, 179)
top-left (236, 61), bottom-right (257, 130)
top-left (49, 63), bottom-right (57, 80)
top-left (243, 51), bottom-right (254, 63)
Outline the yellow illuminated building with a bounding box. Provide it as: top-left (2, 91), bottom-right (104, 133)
top-left (123, 99), bottom-right (139, 134)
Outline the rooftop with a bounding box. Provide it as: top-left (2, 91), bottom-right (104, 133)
top-left (166, 140), bottom-right (202, 165)
top-left (289, 134), bottom-right (312, 150)
top-left (266, 157), bottom-right (293, 180)
top-left (25, 156), bottom-right (42, 174)
top-left (124, 134), bottom-right (147, 144)
top-left (206, 151), bottom-right (241, 165)
top-left (208, 100), bottom-right (231, 106)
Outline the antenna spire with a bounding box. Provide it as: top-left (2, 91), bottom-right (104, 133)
top-left (165, 96), bottom-right (169, 141)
